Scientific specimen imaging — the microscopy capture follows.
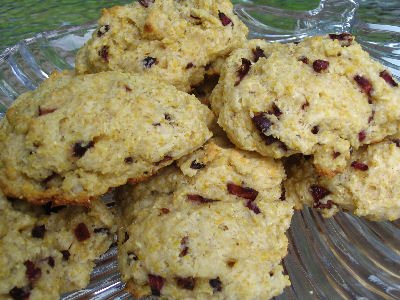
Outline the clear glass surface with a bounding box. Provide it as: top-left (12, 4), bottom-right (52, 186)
top-left (0, 1), bottom-right (399, 299)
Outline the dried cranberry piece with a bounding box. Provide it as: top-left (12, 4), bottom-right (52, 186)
top-left (354, 75), bottom-right (374, 96)
top-left (9, 286), bottom-right (31, 300)
top-left (245, 200), bottom-right (261, 214)
top-left (391, 139), bottom-right (400, 147)
top-left (97, 25), bottom-right (110, 37)
top-left (263, 135), bottom-right (279, 145)
top-left (368, 109), bottom-right (375, 123)
top-left (73, 141), bottom-right (94, 157)
top-left (333, 152), bottom-right (341, 159)
top-left (314, 199), bottom-right (335, 210)
top-left (164, 113), bottom-right (171, 121)
top-left (127, 251), bottom-right (139, 261)
top-left (311, 126), bottom-right (319, 134)
top-left (310, 185), bottom-right (331, 208)
top-left (153, 155), bottom-right (172, 166)
top-left (138, 0), bottom-right (154, 8)
top-left (159, 208), bottom-right (170, 216)
top-left (24, 261), bottom-right (41, 282)
top-left (61, 250), bottom-right (70, 261)
top-left (98, 46), bottom-right (109, 62)
top-left (44, 256), bottom-right (55, 268)
top-left (148, 274), bottom-right (165, 296)
top-left (358, 131), bottom-right (366, 142)
top-left (94, 227), bottom-right (110, 234)
top-left (329, 33), bottom-right (353, 46)
top-left (179, 236), bottom-right (189, 257)
top-left (176, 277), bottom-right (196, 290)
top-left (234, 58), bottom-right (251, 86)
top-left (186, 63), bottom-right (194, 69)
top-left (190, 160), bottom-right (205, 169)
top-left (38, 106), bottom-right (57, 116)
top-left (252, 113), bottom-right (273, 134)
top-left (380, 70), bottom-right (398, 87)
top-left (32, 225), bottom-right (46, 239)
top-left (351, 161), bottom-right (368, 171)
top-left (124, 157), bottom-right (134, 164)
top-left (313, 60), bottom-right (329, 72)
top-left (298, 56), bottom-right (309, 64)
top-left (187, 194), bottom-right (217, 204)
top-left (218, 11), bottom-right (232, 26)
top-left (152, 122), bottom-right (161, 126)
top-left (227, 183), bottom-right (258, 200)
top-left (252, 46), bottom-right (266, 62)
top-left (190, 13), bottom-right (201, 20)
top-left (125, 86), bottom-right (132, 92)
top-left (268, 103), bottom-right (282, 118)
top-left (301, 101), bottom-right (310, 110)
top-left (74, 223), bottom-right (91, 242)
top-left (209, 277), bottom-right (222, 293)
top-left (280, 187), bottom-right (286, 201)
top-left (143, 57), bottom-right (158, 69)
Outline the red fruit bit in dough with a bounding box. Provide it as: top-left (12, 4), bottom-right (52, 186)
top-left (209, 277), bottom-right (222, 293)
top-left (148, 274), bottom-right (165, 296)
top-left (351, 161), bottom-right (368, 171)
top-left (310, 185), bottom-right (331, 209)
top-left (61, 250), bottom-right (70, 261)
top-left (268, 103), bottom-right (282, 118)
top-left (143, 57), bottom-right (158, 69)
top-left (218, 11), bottom-right (232, 26)
top-left (358, 131), bottom-right (366, 142)
top-left (38, 106), bottom-right (57, 116)
top-left (153, 155), bottom-right (172, 166)
top-left (380, 70), bottom-right (398, 87)
top-left (138, 0), bottom-right (154, 8)
top-left (190, 160), bottom-right (205, 169)
top-left (24, 261), bottom-right (41, 282)
top-left (329, 33), bottom-right (353, 46)
top-left (245, 200), bottom-right (261, 214)
top-left (227, 183), bottom-right (258, 200)
top-left (280, 187), bottom-right (286, 201)
top-left (98, 46), bottom-right (109, 62)
top-left (32, 225), bottom-right (46, 238)
top-left (252, 113), bottom-right (273, 134)
top-left (9, 286), bottom-right (31, 300)
top-left (176, 277), bottom-right (196, 290)
top-left (313, 60), bottom-right (329, 72)
top-left (74, 223), bottom-right (91, 242)
top-left (187, 194), bottom-right (217, 204)
top-left (97, 25), bottom-right (110, 37)
top-left (234, 58), bottom-right (251, 86)
top-left (179, 236), bottom-right (189, 257)
top-left (354, 75), bottom-right (374, 96)
top-left (301, 101), bottom-right (310, 110)
top-left (73, 141), bottom-right (94, 157)
top-left (391, 139), bottom-right (400, 147)
top-left (298, 56), bottom-right (309, 64)
top-left (252, 46), bottom-right (266, 62)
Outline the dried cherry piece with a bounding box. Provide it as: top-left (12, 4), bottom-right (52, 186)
top-left (153, 155), bottom-right (172, 166)
top-left (252, 46), bottom-right (266, 62)
top-left (368, 109), bottom-right (375, 123)
top-left (234, 58), bottom-right (251, 86)
top-left (9, 286), bottom-right (31, 300)
top-left (314, 199), bottom-right (335, 210)
top-left (301, 101), bottom-right (310, 110)
top-left (380, 70), bottom-right (398, 87)
top-left (143, 57), bottom-right (158, 69)
top-left (218, 11), bottom-right (232, 26)
top-left (268, 103), bottom-right (282, 118)
top-left (125, 86), bottom-right (132, 92)
top-left (351, 161), bottom-right (368, 171)
top-left (209, 277), bottom-right (222, 292)
top-left (186, 63), bottom-right (194, 69)
top-left (74, 223), bottom-right (91, 242)
top-left (98, 46), bottom-right (109, 62)
top-left (61, 250), bottom-right (70, 261)
top-left (280, 187), bottom-right (286, 201)
top-left (94, 227), bottom-right (110, 234)
top-left (358, 131), bottom-right (366, 142)
top-left (124, 157), bottom-right (134, 164)
top-left (44, 256), bottom-right (55, 268)
top-left (159, 208), bottom-right (170, 215)
top-left (38, 106), bottom-right (57, 116)
top-left (333, 152), bottom-right (341, 159)
top-left (391, 139), bottom-right (400, 147)
top-left (298, 56), bottom-right (309, 64)
top-left (73, 141), bottom-right (94, 157)
top-left (354, 75), bottom-right (373, 96)
top-left (24, 261), bottom-right (41, 282)
top-left (187, 194), bottom-right (217, 204)
top-left (164, 113), bottom-right (171, 121)
top-left (252, 113), bottom-right (273, 134)
top-left (31, 225), bottom-right (46, 239)
top-left (97, 25), bottom-right (110, 37)
top-left (313, 60), bottom-right (329, 72)
top-left (310, 185), bottom-right (331, 204)
top-left (190, 13), bottom-right (201, 20)
top-left (148, 274), bottom-right (165, 296)
top-left (190, 160), bottom-right (205, 169)
top-left (176, 277), bottom-right (196, 290)
top-left (179, 236), bottom-right (189, 257)
top-left (245, 200), bottom-right (261, 214)
top-left (311, 126), bottom-right (319, 134)
top-left (138, 0), bottom-right (154, 8)
top-left (227, 183), bottom-right (258, 200)
top-left (329, 33), bottom-right (353, 46)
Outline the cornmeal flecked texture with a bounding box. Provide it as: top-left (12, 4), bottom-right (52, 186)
top-left (285, 135), bottom-right (400, 221)
top-left (0, 70), bottom-right (213, 205)
top-left (116, 141), bottom-right (293, 300)
top-left (0, 191), bottom-right (116, 300)
top-left (210, 35), bottom-right (400, 177)
top-left (75, 0), bottom-right (248, 92)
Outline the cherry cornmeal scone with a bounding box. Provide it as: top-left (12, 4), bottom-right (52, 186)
top-left (285, 134), bottom-right (400, 221)
top-left (0, 70), bottom-right (213, 206)
top-left (115, 140), bottom-right (293, 300)
top-left (0, 190), bottom-right (116, 300)
top-left (75, 0), bottom-right (248, 92)
top-left (210, 34), bottom-right (400, 177)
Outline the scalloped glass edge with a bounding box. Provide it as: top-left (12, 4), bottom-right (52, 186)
top-left (0, 1), bottom-right (400, 299)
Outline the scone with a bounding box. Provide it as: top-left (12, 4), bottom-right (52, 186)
top-left (0, 70), bottom-right (213, 205)
top-left (285, 135), bottom-right (400, 221)
top-left (75, 0), bottom-right (248, 92)
top-left (116, 141), bottom-right (293, 300)
top-left (210, 34), bottom-right (400, 177)
top-left (0, 190), bottom-right (116, 300)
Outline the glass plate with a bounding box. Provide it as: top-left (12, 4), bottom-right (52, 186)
top-left (0, 1), bottom-right (399, 299)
